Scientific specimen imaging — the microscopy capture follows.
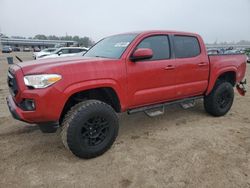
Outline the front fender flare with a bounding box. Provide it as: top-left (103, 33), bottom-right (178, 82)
top-left (62, 79), bottom-right (127, 111)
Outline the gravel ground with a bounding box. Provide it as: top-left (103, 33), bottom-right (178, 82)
top-left (0, 52), bottom-right (250, 188)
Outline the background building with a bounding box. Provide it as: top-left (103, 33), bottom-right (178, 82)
top-left (0, 37), bottom-right (75, 51)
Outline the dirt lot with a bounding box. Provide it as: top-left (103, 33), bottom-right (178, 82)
top-left (0, 52), bottom-right (250, 188)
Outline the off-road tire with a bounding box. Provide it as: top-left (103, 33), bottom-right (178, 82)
top-left (38, 123), bottom-right (58, 133)
top-left (61, 100), bottom-right (119, 159)
top-left (204, 81), bottom-right (234, 116)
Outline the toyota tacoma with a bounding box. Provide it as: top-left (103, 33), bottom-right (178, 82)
top-left (6, 31), bottom-right (247, 158)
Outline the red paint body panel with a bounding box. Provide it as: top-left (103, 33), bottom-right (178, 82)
top-left (173, 34), bottom-right (209, 98)
top-left (206, 54), bottom-right (247, 95)
top-left (6, 31), bottom-right (247, 124)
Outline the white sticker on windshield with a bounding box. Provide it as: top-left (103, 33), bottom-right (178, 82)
top-left (114, 42), bottom-right (130, 47)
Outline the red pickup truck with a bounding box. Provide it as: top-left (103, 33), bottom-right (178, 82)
top-left (6, 31), bottom-right (247, 158)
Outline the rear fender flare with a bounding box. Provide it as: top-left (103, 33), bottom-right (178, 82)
top-left (206, 66), bottom-right (237, 95)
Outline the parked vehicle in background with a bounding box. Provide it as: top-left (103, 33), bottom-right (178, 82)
top-left (226, 46), bottom-right (234, 51)
top-left (224, 49), bottom-right (242, 54)
top-left (39, 47), bottom-right (88, 59)
top-left (33, 48), bottom-right (57, 59)
top-left (6, 31), bottom-right (247, 159)
top-left (245, 48), bottom-right (250, 63)
top-left (245, 48), bottom-right (250, 54)
top-left (207, 48), bottom-right (221, 55)
top-left (2, 46), bottom-right (12, 53)
top-left (23, 47), bottom-right (31, 52)
top-left (12, 47), bottom-right (21, 52)
top-left (247, 56), bottom-right (250, 63)
top-left (71, 48), bottom-right (89, 57)
top-left (33, 47), bottom-right (41, 52)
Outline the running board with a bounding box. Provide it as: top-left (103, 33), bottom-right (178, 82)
top-left (127, 96), bottom-right (203, 115)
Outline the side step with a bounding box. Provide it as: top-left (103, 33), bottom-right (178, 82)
top-left (128, 96), bottom-right (203, 116)
top-left (180, 100), bottom-right (196, 109)
top-left (145, 106), bottom-right (165, 117)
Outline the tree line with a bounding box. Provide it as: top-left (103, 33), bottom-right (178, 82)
top-left (33, 34), bottom-right (95, 47)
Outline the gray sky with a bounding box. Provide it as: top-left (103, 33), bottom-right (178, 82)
top-left (0, 0), bottom-right (249, 43)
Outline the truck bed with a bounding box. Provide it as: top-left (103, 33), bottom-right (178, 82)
top-left (206, 53), bottom-right (247, 94)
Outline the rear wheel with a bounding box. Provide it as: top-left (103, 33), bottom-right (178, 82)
top-left (61, 100), bottom-right (119, 159)
top-left (204, 81), bottom-right (234, 116)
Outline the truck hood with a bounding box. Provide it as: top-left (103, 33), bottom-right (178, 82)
top-left (17, 56), bottom-right (116, 75)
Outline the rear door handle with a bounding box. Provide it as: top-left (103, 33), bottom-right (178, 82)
top-left (163, 65), bottom-right (175, 70)
top-left (198, 62), bottom-right (207, 66)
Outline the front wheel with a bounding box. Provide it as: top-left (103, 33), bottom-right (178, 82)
top-left (61, 100), bottom-right (119, 159)
top-left (204, 81), bottom-right (234, 116)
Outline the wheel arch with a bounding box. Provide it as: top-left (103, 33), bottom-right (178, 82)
top-left (206, 67), bottom-right (237, 95)
top-left (59, 81), bottom-right (124, 124)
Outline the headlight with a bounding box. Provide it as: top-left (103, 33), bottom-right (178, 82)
top-left (24, 74), bottom-right (62, 88)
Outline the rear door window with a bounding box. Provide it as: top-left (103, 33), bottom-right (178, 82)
top-left (173, 36), bottom-right (200, 58)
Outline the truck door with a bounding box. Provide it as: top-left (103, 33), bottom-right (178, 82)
top-left (126, 35), bottom-right (177, 108)
top-left (172, 35), bottom-right (209, 98)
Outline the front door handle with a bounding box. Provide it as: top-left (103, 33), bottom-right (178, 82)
top-left (163, 65), bottom-right (175, 70)
top-left (198, 62), bottom-right (207, 66)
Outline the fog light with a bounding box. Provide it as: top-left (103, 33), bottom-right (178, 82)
top-left (19, 99), bottom-right (36, 111)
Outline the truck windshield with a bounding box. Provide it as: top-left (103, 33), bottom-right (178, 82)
top-left (84, 34), bottom-right (138, 59)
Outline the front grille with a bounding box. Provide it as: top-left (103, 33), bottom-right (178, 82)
top-left (7, 71), bottom-right (18, 96)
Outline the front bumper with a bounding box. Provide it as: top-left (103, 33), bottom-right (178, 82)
top-left (6, 95), bottom-right (60, 126)
top-left (6, 95), bottom-right (23, 122)
top-left (6, 87), bottom-right (65, 124)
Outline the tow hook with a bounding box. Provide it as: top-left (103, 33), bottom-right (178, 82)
top-left (236, 79), bottom-right (247, 96)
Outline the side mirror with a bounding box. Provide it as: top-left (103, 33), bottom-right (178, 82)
top-left (58, 51), bottom-right (63, 56)
top-left (130, 48), bottom-right (153, 62)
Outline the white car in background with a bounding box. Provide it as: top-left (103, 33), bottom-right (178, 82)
top-left (33, 48), bottom-right (57, 59)
top-left (73, 49), bottom-right (89, 57)
top-left (39, 47), bottom-right (88, 59)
